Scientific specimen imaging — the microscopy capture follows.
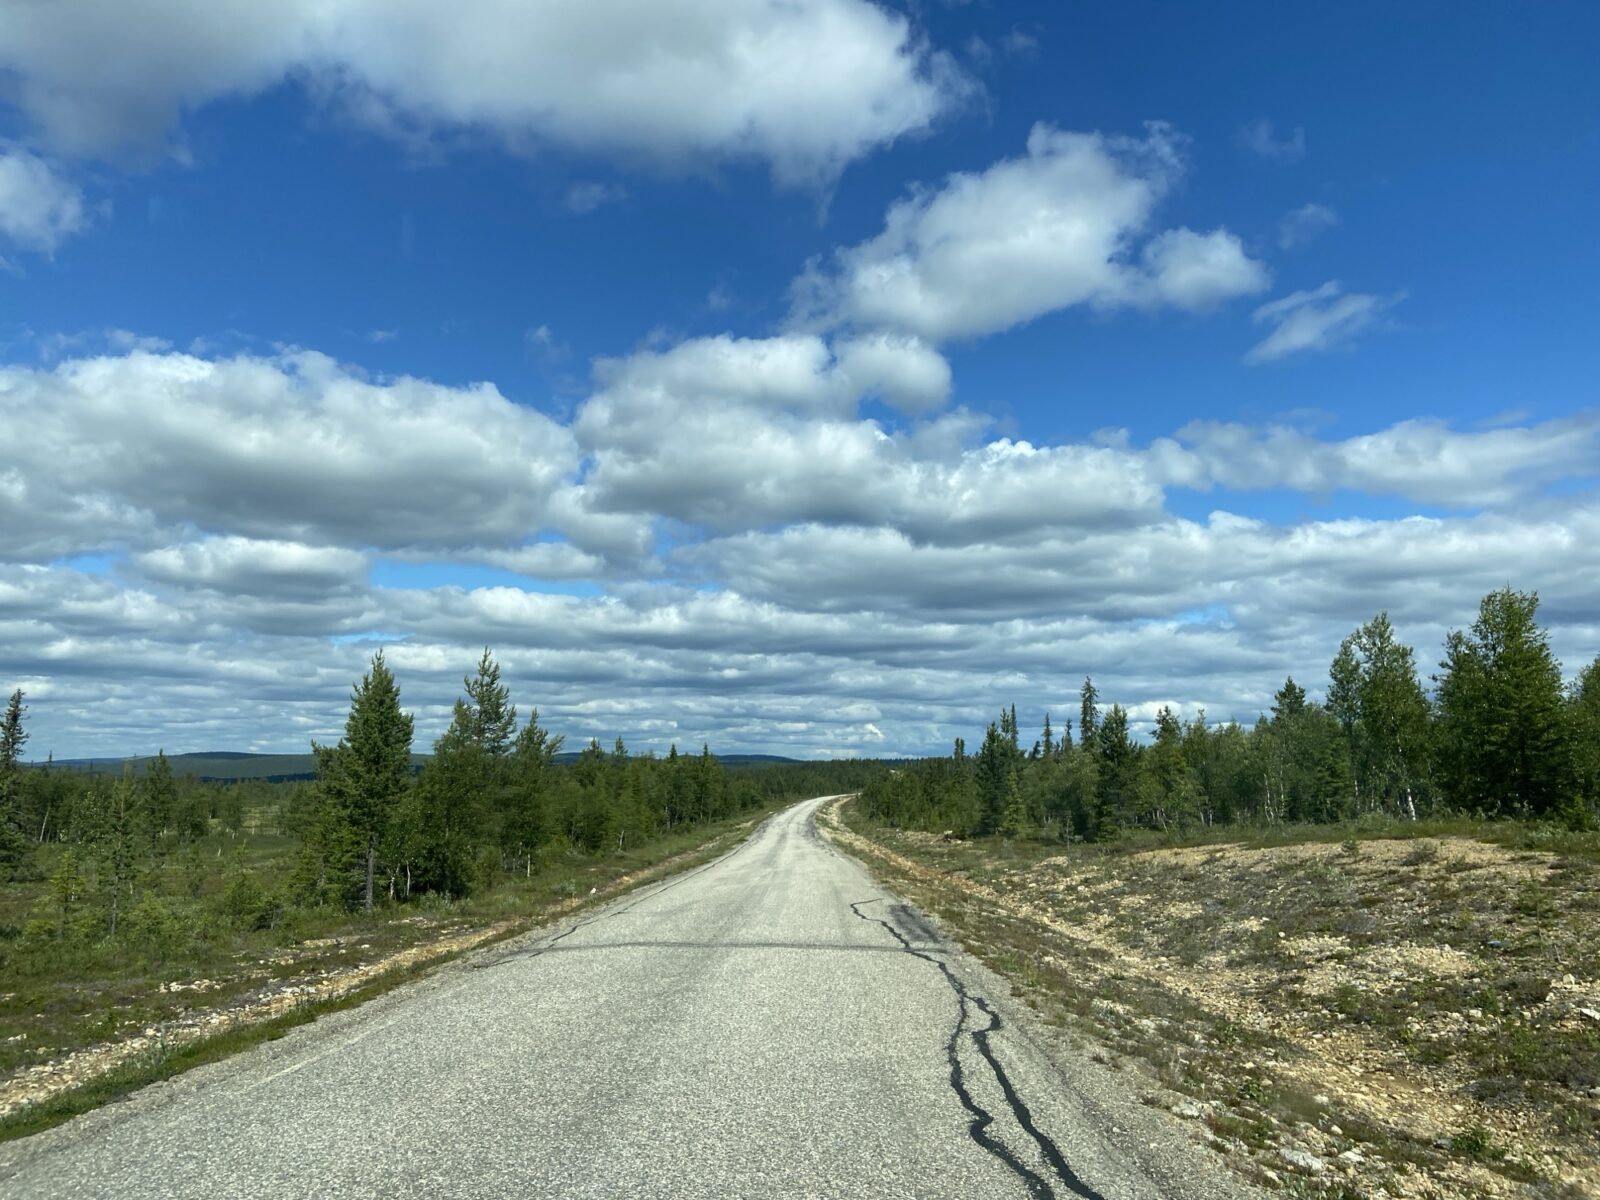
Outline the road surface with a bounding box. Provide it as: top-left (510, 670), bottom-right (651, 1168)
top-left (1, 796), bottom-right (1253, 1199)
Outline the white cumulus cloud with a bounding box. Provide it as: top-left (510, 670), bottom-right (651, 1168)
top-left (790, 122), bottom-right (1268, 341)
top-left (0, 0), bottom-right (968, 182)
top-left (0, 349), bottom-right (582, 560)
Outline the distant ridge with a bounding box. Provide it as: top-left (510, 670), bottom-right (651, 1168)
top-left (28, 748), bottom-right (801, 782)
top-left (26, 751), bottom-right (420, 783)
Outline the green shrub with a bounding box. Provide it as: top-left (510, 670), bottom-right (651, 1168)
top-left (218, 873), bottom-right (282, 931)
top-left (123, 894), bottom-right (186, 960)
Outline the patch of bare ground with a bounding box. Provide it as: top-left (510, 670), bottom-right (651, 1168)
top-left (821, 799), bottom-right (1600, 1200)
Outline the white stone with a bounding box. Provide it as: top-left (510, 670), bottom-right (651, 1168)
top-left (1279, 1148), bottom-right (1327, 1175)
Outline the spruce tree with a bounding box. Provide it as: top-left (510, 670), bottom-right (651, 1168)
top-left (1569, 656), bottom-right (1600, 825)
top-left (1138, 706), bottom-right (1199, 830)
top-left (998, 766), bottom-right (1028, 839)
top-left (0, 689), bottom-right (29, 871)
top-left (1079, 678), bottom-right (1100, 747)
top-left (0, 688), bottom-right (25, 775)
top-left (91, 770), bottom-right (142, 937)
top-left (1436, 588), bottom-right (1569, 817)
top-left (1328, 613), bottom-right (1430, 818)
top-left (974, 722), bottom-right (1010, 831)
top-left (142, 749), bottom-right (176, 848)
top-left (313, 651), bottom-right (414, 912)
top-left (1095, 703), bottom-right (1135, 832)
top-left (503, 708), bottom-right (563, 873)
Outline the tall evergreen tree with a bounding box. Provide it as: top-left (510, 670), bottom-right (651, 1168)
top-left (460, 647), bottom-right (517, 757)
top-left (998, 765), bottom-right (1028, 839)
top-left (1436, 588), bottom-right (1570, 817)
top-left (1328, 613), bottom-right (1430, 818)
top-left (88, 770), bottom-right (143, 937)
top-left (1138, 706), bottom-right (1200, 830)
top-left (974, 722), bottom-right (1010, 832)
top-left (0, 688), bottom-right (29, 871)
top-left (1095, 703), bottom-right (1135, 832)
top-left (1569, 656), bottom-right (1600, 825)
top-left (501, 707), bottom-right (564, 871)
top-left (1079, 678), bottom-right (1100, 747)
top-left (1272, 677), bottom-right (1307, 721)
top-left (141, 749), bottom-right (176, 848)
top-left (311, 650), bottom-right (415, 912)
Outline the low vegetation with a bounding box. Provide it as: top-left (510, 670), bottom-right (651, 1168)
top-left (825, 800), bottom-right (1600, 1199)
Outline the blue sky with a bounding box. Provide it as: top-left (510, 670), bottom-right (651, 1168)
top-left (1, 1), bottom-right (1597, 758)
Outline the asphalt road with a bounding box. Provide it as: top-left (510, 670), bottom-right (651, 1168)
top-left (1, 796), bottom-right (1255, 1199)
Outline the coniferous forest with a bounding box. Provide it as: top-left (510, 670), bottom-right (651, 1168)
top-left (860, 588), bottom-right (1600, 840)
top-left (0, 649), bottom-right (875, 950)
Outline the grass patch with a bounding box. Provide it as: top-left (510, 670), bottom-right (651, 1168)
top-left (0, 952), bottom-right (431, 1141)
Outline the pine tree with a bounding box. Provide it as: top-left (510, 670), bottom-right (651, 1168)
top-left (1041, 713), bottom-right (1054, 759)
top-left (1261, 677), bottom-right (1337, 823)
top-left (1272, 677), bottom-right (1307, 721)
top-left (461, 648), bottom-right (517, 757)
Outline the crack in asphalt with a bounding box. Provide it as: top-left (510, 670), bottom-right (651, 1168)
top-left (848, 898), bottom-right (1108, 1200)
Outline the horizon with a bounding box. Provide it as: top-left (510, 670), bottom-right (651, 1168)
top-left (2, 2), bottom-right (1596, 759)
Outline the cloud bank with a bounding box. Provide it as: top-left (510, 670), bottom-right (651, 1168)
top-left (0, 0), bottom-right (968, 183)
top-left (3, 338), bottom-right (1596, 759)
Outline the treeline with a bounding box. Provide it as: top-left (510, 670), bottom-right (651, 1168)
top-left (862, 588), bottom-right (1600, 840)
top-left (0, 652), bottom-right (874, 940)
top-left (289, 647), bottom-right (871, 910)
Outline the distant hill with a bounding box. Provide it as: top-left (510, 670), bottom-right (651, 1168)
top-left (29, 748), bottom-right (800, 782)
top-left (25, 752), bottom-right (419, 783)
top-left (548, 751), bottom-right (798, 766)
